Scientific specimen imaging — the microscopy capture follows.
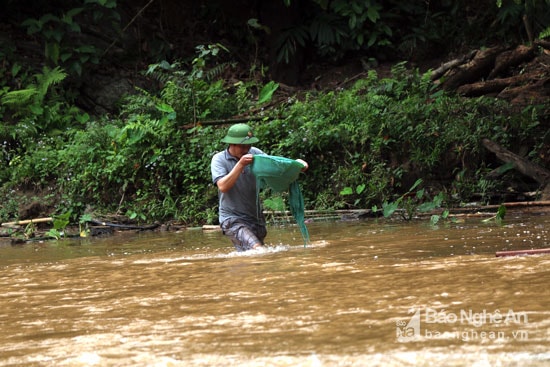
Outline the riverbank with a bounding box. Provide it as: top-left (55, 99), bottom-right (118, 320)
top-left (2, 200), bottom-right (549, 247)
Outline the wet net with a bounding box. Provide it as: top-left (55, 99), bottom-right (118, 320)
top-left (251, 154), bottom-right (310, 246)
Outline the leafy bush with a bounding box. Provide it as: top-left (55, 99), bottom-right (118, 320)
top-left (0, 59), bottom-right (545, 225)
top-left (254, 63), bottom-right (544, 211)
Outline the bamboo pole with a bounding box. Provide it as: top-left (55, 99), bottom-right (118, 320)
top-left (264, 201), bottom-right (550, 221)
top-left (1, 217), bottom-right (53, 227)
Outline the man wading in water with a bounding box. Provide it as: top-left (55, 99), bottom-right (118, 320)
top-left (211, 123), bottom-right (308, 251)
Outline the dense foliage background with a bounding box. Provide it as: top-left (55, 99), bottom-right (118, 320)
top-left (1, 0), bottom-right (549, 226)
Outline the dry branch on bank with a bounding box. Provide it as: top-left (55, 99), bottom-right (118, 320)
top-left (482, 138), bottom-right (550, 200)
top-left (456, 72), bottom-right (537, 96)
top-left (262, 201), bottom-right (550, 223)
top-left (430, 51), bottom-right (477, 81)
top-left (88, 219), bottom-right (160, 230)
top-left (1, 217), bottom-right (53, 228)
top-left (482, 139), bottom-right (550, 186)
top-left (488, 45), bottom-right (536, 79)
top-left (432, 43), bottom-right (549, 110)
top-left (439, 46), bottom-right (504, 91)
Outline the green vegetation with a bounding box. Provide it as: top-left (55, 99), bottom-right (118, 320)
top-left (263, 63), bottom-right (545, 210)
top-left (0, 57), bottom-right (546, 226)
top-left (20, 0), bottom-right (118, 76)
top-left (1, 0), bottom-right (548, 227)
top-left (270, 0), bottom-right (550, 65)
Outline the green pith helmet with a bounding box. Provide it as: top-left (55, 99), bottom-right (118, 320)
top-left (221, 123), bottom-right (259, 144)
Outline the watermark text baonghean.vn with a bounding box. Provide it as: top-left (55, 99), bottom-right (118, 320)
top-left (396, 308), bottom-right (530, 343)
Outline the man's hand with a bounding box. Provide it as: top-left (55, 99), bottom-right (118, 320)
top-left (239, 154), bottom-right (254, 167)
top-left (296, 159), bottom-right (309, 172)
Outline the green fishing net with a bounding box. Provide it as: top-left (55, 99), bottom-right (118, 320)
top-left (251, 155), bottom-right (310, 246)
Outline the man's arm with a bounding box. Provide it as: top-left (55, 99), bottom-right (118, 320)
top-left (216, 154), bottom-right (254, 193)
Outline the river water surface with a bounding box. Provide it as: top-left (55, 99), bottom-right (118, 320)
top-left (1, 210), bottom-right (549, 366)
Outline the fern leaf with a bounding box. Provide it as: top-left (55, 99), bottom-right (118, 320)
top-left (1, 88), bottom-right (38, 107)
top-left (205, 62), bottom-right (230, 81)
top-left (35, 66), bottom-right (67, 98)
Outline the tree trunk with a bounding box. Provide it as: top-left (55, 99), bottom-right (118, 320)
top-left (482, 138), bottom-right (550, 199)
top-left (456, 72), bottom-right (536, 96)
top-left (430, 50), bottom-right (476, 80)
top-left (440, 46), bottom-right (503, 91)
top-left (488, 45), bottom-right (536, 79)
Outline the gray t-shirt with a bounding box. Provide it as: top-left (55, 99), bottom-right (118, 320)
top-left (211, 147), bottom-right (265, 225)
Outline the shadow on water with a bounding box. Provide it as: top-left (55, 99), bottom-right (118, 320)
top-left (0, 211), bottom-right (549, 366)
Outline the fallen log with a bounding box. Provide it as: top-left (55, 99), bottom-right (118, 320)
top-left (456, 72), bottom-right (536, 96)
top-left (430, 50), bottom-right (476, 80)
top-left (413, 200), bottom-right (550, 219)
top-left (440, 46), bottom-right (503, 91)
top-left (496, 248), bottom-right (550, 257)
top-left (482, 138), bottom-right (550, 199)
top-left (487, 200), bottom-right (550, 208)
top-left (88, 219), bottom-right (160, 231)
top-left (488, 45), bottom-right (536, 79)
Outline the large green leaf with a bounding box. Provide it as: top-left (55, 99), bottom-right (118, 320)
top-left (258, 81), bottom-right (279, 105)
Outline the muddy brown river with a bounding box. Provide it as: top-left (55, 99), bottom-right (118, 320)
top-left (1, 210), bottom-right (549, 366)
